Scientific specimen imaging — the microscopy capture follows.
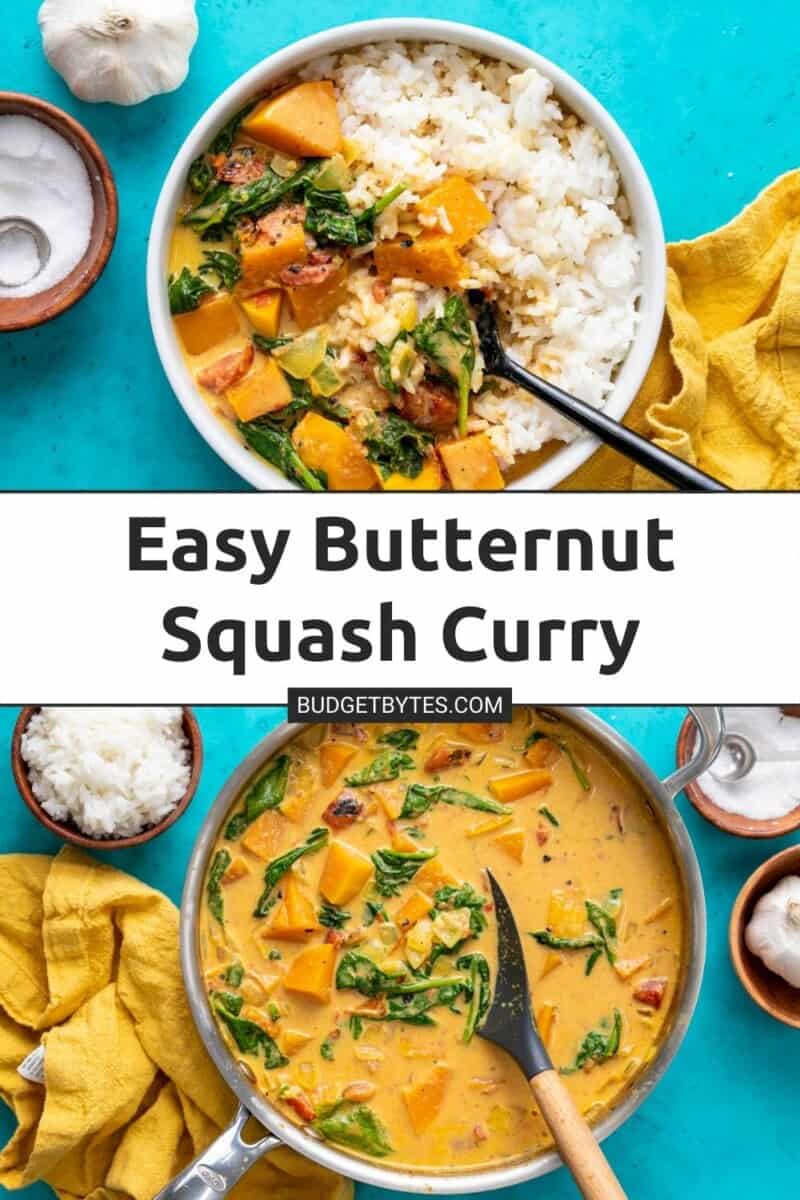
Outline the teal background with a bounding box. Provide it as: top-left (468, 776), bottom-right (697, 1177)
top-left (2, 0), bottom-right (799, 489)
top-left (1, 706), bottom-right (798, 1199)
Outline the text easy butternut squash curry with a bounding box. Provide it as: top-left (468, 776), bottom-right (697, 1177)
top-left (200, 711), bottom-right (683, 1172)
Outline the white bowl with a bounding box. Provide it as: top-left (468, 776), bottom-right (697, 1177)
top-left (147, 18), bottom-right (666, 492)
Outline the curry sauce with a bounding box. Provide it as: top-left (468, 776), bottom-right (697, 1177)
top-left (200, 711), bottom-right (683, 1172)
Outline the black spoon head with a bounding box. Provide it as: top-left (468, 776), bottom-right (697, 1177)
top-left (478, 870), bottom-right (552, 1079)
top-left (467, 289), bottom-right (508, 376)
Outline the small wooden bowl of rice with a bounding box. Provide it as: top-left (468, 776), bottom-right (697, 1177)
top-left (12, 706), bottom-right (203, 850)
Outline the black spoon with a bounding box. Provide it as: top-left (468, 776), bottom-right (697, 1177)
top-left (480, 870), bottom-right (627, 1199)
top-left (468, 290), bottom-right (728, 492)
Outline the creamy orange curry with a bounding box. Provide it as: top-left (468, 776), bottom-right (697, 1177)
top-left (200, 711), bottom-right (683, 1172)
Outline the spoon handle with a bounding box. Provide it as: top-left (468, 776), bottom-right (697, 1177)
top-left (499, 356), bottom-right (728, 492)
top-left (529, 1070), bottom-right (628, 1200)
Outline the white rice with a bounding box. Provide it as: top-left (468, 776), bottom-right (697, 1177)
top-left (302, 42), bottom-right (642, 465)
top-left (21, 707), bottom-right (191, 839)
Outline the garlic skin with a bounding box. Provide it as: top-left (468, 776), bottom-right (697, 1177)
top-left (38, 0), bottom-right (199, 106)
top-left (745, 875), bottom-right (800, 988)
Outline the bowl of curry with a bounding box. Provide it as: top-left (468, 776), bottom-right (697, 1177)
top-left (148, 19), bottom-right (665, 494)
top-left (174, 708), bottom-right (719, 1194)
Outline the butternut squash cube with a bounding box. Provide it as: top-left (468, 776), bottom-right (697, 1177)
top-left (279, 1027), bottom-right (314, 1056)
top-left (547, 888), bottom-right (586, 939)
top-left (536, 1001), bottom-right (558, 1047)
top-left (291, 412), bottom-right (376, 491)
top-left (266, 873), bottom-right (321, 942)
top-left (319, 741), bottom-right (358, 787)
top-left (416, 177), bottom-right (492, 247)
top-left (319, 840), bottom-right (373, 905)
top-left (525, 737), bottom-right (561, 769)
top-left (376, 457), bottom-right (443, 491)
top-left (242, 81), bottom-right (343, 158)
top-left (488, 769), bottom-right (553, 803)
top-left (614, 955), bottom-right (652, 981)
top-left (394, 889), bottom-right (433, 932)
top-left (492, 828), bottom-right (526, 863)
top-left (241, 809), bottom-right (285, 861)
top-left (239, 223), bottom-right (307, 294)
top-left (390, 828), bottom-right (421, 854)
top-left (240, 289), bottom-right (282, 337)
top-left (222, 856), bottom-right (249, 885)
top-left (287, 261), bottom-right (350, 330)
top-left (374, 234), bottom-right (466, 289)
top-left (438, 434), bottom-right (505, 491)
top-left (539, 950), bottom-right (564, 980)
top-left (401, 1064), bottom-right (452, 1134)
top-left (414, 858), bottom-right (459, 895)
top-left (175, 292), bottom-right (240, 355)
top-left (466, 813), bottom-right (514, 839)
top-left (283, 944), bottom-right (337, 1004)
top-left (227, 355), bottom-right (293, 422)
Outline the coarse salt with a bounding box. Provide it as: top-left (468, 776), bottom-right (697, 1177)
top-left (0, 114), bottom-right (93, 298)
top-left (698, 706), bottom-right (800, 821)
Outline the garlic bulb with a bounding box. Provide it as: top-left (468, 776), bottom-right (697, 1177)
top-left (745, 874), bottom-right (800, 988)
top-left (38, 0), bottom-right (198, 106)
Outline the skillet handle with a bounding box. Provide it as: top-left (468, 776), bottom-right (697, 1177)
top-left (662, 705), bottom-right (725, 800)
top-left (153, 1104), bottom-right (280, 1200)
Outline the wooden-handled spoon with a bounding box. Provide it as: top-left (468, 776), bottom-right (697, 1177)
top-left (479, 870), bottom-right (627, 1200)
top-left (468, 289), bottom-right (727, 492)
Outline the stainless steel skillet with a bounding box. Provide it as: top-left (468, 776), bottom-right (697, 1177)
top-left (157, 706), bottom-right (723, 1200)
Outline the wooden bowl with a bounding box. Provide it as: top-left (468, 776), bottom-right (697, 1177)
top-left (730, 845), bottom-right (800, 1029)
top-left (0, 94), bottom-right (118, 332)
top-left (676, 712), bottom-right (800, 838)
top-left (11, 706), bottom-right (203, 849)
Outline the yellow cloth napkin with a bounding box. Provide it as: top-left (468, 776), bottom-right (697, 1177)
top-left (560, 170), bottom-right (800, 490)
top-left (0, 848), bottom-right (352, 1200)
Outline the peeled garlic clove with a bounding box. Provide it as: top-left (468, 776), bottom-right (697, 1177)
top-left (38, 0), bottom-right (199, 106)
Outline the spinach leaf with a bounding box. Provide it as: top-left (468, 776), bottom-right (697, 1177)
top-left (238, 421), bottom-right (326, 491)
top-left (401, 783), bottom-right (510, 820)
top-left (304, 187), bottom-right (360, 246)
top-left (433, 883), bottom-right (488, 939)
top-left (320, 1035), bottom-right (337, 1061)
top-left (349, 1014), bottom-right (363, 1040)
top-left (206, 849), bottom-right (230, 924)
top-left (376, 728), bottom-right (419, 750)
top-left (225, 754), bottom-right (290, 839)
top-left (313, 1102), bottom-right (393, 1158)
top-left (212, 990), bottom-right (243, 1015)
top-left (254, 826), bottom-right (329, 916)
top-left (318, 901), bottom-right (351, 929)
top-left (363, 898), bottom-right (387, 926)
top-left (538, 805), bottom-right (560, 827)
top-left (345, 749), bottom-right (415, 787)
top-left (168, 267), bottom-right (214, 314)
top-left (184, 160), bottom-right (320, 237)
top-left (586, 899), bottom-right (618, 965)
top-left (412, 296), bottom-right (475, 436)
top-left (209, 101), bottom-right (258, 156)
top-left (213, 993), bottom-right (288, 1068)
top-left (373, 339), bottom-right (399, 394)
top-left (530, 930), bottom-right (604, 952)
top-left (223, 962), bottom-right (244, 987)
top-left (199, 249), bottom-right (242, 290)
top-left (370, 845), bottom-right (437, 897)
top-left (561, 1009), bottom-right (622, 1074)
top-left (253, 333), bottom-right (295, 353)
top-left (525, 731), bottom-right (591, 791)
top-left (381, 980), bottom-right (464, 1025)
top-left (457, 953), bottom-right (491, 1043)
top-left (355, 183), bottom-right (407, 243)
top-left (188, 155), bottom-right (213, 195)
top-left (335, 951), bottom-right (399, 997)
top-left (363, 413), bottom-right (433, 480)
